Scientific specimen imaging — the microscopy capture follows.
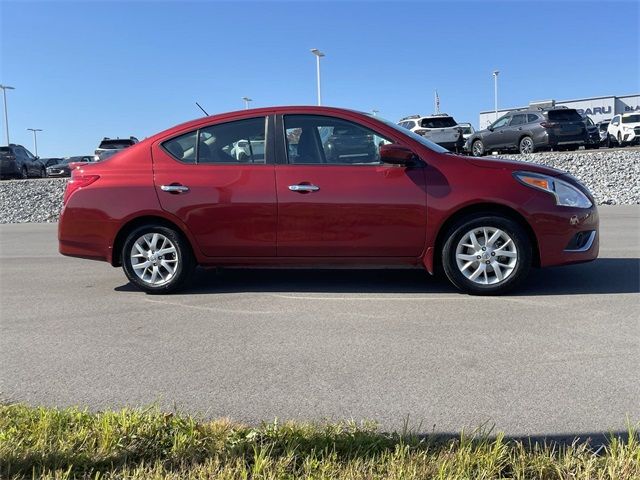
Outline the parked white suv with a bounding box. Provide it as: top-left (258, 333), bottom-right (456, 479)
top-left (607, 113), bottom-right (640, 146)
top-left (398, 114), bottom-right (464, 151)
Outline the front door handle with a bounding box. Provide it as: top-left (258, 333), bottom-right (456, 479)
top-left (289, 184), bottom-right (319, 193)
top-left (161, 184), bottom-right (190, 193)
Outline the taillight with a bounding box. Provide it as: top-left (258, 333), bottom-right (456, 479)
top-left (540, 122), bottom-right (558, 129)
top-left (63, 174), bottom-right (100, 204)
top-left (1, 155), bottom-right (16, 161)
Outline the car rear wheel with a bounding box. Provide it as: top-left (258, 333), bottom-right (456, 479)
top-left (471, 140), bottom-right (484, 157)
top-left (519, 136), bottom-right (535, 154)
top-left (122, 224), bottom-right (195, 294)
top-left (442, 215), bottom-right (532, 295)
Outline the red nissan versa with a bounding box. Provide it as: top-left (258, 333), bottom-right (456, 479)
top-left (58, 106), bottom-right (599, 295)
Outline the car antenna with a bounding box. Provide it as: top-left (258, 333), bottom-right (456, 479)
top-left (195, 102), bottom-right (209, 116)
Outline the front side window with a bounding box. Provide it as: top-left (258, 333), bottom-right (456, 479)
top-left (162, 117), bottom-right (267, 164)
top-left (491, 116), bottom-right (510, 129)
top-left (284, 115), bottom-right (391, 165)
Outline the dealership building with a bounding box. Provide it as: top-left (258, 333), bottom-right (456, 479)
top-left (478, 94), bottom-right (640, 129)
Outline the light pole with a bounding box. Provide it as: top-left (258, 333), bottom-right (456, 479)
top-left (242, 96), bottom-right (252, 110)
top-left (0, 84), bottom-right (15, 145)
top-left (492, 70), bottom-right (500, 120)
top-left (310, 48), bottom-right (325, 105)
top-left (27, 128), bottom-right (43, 157)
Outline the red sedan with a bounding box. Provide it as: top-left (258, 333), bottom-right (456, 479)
top-left (58, 106), bottom-right (598, 295)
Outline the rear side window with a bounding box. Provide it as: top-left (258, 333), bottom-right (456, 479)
top-left (527, 114), bottom-right (539, 123)
top-left (547, 109), bottom-right (583, 122)
top-left (510, 114), bottom-right (526, 126)
top-left (420, 117), bottom-right (457, 128)
top-left (162, 117), bottom-right (267, 164)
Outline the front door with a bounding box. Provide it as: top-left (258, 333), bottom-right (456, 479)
top-left (484, 115), bottom-right (511, 150)
top-left (275, 114), bottom-right (427, 258)
top-left (152, 115), bottom-right (277, 257)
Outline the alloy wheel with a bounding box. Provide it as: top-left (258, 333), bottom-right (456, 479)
top-left (130, 232), bottom-right (179, 286)
top-left (472, 141), bottom-right (483, 156)
top-left (455, 227), bottom-right (518, 285)
top-left (520, 137), bottom-right (533, 154)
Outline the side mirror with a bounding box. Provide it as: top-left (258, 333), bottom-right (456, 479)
top-left (379, 144), bottom-right (417, 165)
top-left (487, 126), bottom-right (494, 132)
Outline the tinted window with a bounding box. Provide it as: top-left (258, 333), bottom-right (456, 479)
top-left (527, 114), bottom-right (539, 123)
top-left (98, 139), bottom-right (135, 149)
top-left (510, 114), bottom-right (526, 126)
top-left (598, 122), bottom-right (609, 131)
top-left (547, 109), bottom-right (582, 122)
top-left (583, 117), bottom-right (594, 126)
top-left (284, 115), bottom-right (391, 165)
top-left (420, 117), bottom-right (457, 128)
top-left (622, 114), bottom-right (640, 123)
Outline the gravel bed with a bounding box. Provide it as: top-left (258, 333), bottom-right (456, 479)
top-left (1, 149), bottom-right (638, 223)
top-left (1, 178), bottom-right (67, 224)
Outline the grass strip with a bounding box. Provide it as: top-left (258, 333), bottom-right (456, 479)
top-left (0, 404), bottom-right (638, 479)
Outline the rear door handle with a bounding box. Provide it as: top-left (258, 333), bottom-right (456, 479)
top-left (288, 184), bottom-right (319, 193)
top-left (161, 184), bottom-right (189, 193)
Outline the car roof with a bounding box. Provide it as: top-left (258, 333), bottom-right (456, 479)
top-left (142, 106), bottom-right (374, 144)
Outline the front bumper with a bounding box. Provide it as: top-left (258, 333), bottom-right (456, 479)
top-left (532, 205), bottom-right (599, 268)
top-left (620, 128), bottom-right (640, 143)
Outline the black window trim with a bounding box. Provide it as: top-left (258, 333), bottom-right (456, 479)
top-left (160, 115), bottom-right (273, 165)
top-left (278, 113), bottom-right (394, 167)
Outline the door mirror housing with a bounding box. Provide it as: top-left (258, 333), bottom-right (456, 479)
top-left (379, 144), bottom-right (417, 165)
top-left (487, 126), bottom-right (494, 132)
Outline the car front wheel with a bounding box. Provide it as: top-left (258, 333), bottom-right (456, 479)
top-left (471, 140), bottom-right (484, 157)
top-left (442, 215), bottom-right (532, 295)
top-left (122, 224), bottom-right (195, 294)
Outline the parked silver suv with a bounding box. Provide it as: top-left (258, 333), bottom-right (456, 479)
top-left (398, 114), bottom-right (464, 152)
top-left (94, 137), bottom-right (139, 161)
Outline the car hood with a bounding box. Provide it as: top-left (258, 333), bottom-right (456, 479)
top-left (464, 155), bottom-right (566, 176)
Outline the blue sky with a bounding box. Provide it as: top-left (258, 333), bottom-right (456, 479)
top-left (1, 0), bottom-right (638, 157)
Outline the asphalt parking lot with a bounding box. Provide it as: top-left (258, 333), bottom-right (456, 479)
top-left (1, 205), bottom-right (638, 440)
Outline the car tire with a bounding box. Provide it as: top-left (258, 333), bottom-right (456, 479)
top-left (471, 140), bottom-right (484, 157)
top-left (442, 215), bottom-right (532, 295)
top-left (617, 133), bottom-right (624, 147)
top-left (518, 136), bottom-right (535, 154)
top-left (122, 224), bottom-right (195, 294)
top-left (40, 167), bottom-right (46, 178)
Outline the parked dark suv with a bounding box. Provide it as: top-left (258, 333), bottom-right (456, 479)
top-left (465, 108), bottom-right (588, 156)
top-left (0, 144), bottom-right (46, 179)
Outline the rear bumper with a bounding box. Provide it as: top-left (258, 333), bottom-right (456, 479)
top-left (0, 163), bottom-right (20, 177)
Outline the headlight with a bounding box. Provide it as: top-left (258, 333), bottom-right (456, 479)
top-left (514, 172), bottom-right (592, 208)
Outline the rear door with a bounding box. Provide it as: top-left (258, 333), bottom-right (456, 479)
top-left (151, 115), bottom-right (277, 257)
top-left (274, 113), bottom-right (427, 258)
top-left (504, 113), bottom-right (527, 147)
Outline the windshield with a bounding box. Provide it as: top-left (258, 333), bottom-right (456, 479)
top-left (622, 114), bottom-right (640, 123)
top-left (420, 117), bottom-right (457, 128)
top-left (367, 115), bottom-right (450, 153)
